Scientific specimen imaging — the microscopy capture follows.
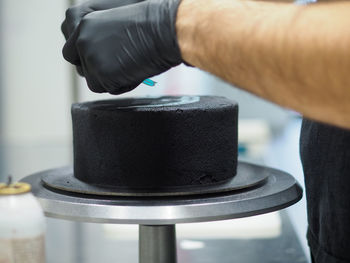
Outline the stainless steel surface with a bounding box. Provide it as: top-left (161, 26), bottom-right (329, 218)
top-left (21, 162), bottom-right (303, 225)
top-left (139, 225), bottom-right (177, 263)
top-left (41, 162), bottom-right (268, 197)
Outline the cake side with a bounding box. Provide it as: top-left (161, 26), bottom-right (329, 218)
top-left (72, 96), bottom-right (238, 189)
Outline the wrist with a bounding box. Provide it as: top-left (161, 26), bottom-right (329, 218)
top-left (148, 0), bottom-right (183, 66)
top-left (176, 0), bottom-right (203, 66)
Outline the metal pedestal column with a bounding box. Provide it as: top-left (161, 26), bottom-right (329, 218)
top-left (139, 225), bottom-right (177, 263)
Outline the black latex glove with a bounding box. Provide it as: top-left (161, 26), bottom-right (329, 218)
top-left (62, 0), bottom-right (144, 76)
top-left (62, 0), bottom-right (183, 94)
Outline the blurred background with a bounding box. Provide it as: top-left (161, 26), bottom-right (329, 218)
top-left (0, 0), bottom-right (309, 262)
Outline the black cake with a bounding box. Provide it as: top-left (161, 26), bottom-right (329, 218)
top-left (72, 96), bottom-right (238, 190)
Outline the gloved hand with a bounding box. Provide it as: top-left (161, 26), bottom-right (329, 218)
top-left (62, 0), bottom-right (144, 76)
top-left (62, 0), bottom-right (183, 94)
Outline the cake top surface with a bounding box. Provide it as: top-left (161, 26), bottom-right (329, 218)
top-left (72, 96), bottom-right (237, 112)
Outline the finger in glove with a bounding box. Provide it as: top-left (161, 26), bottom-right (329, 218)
top-left (62, 0), bottom-right (183, 94)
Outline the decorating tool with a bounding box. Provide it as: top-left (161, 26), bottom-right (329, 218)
top-left (143, 79), bottom-right (157, 86)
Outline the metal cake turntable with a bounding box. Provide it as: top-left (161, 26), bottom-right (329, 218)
top-left (21, 161), bottom-right (302, 263)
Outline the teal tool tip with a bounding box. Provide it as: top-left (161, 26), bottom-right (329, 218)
top-left (143, 79), bottom-right (157, 86)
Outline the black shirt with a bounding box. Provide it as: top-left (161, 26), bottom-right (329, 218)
top-left (300, 119), bottom-right (350, 263)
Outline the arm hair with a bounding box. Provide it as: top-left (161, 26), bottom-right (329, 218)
top-left (177, 0), bottom-right (350, 129)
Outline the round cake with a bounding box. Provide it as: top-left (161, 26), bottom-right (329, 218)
top-left (71, 96), bottom-right (238, 190)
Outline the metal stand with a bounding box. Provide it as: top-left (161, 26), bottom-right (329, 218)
top-left (21, 162), bottom-right (303, 263)
top-left (139, 225), bottom-right (177, 263)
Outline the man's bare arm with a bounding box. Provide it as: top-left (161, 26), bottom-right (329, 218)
top-left (176, 0), bottom-right (350, 129)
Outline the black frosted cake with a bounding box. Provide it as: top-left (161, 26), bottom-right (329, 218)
top-left (72, 96), bottom-right (238, 190)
